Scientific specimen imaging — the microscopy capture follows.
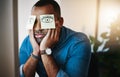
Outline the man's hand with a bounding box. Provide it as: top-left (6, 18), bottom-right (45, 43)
top-left (23, 29), bottom-right (40, 77)
top-left (29, 29), bottom-right (40, 55)
top-left (40, 28), bottom-right (60, 77)
top-left (40, 27), bottom-right (60, 51)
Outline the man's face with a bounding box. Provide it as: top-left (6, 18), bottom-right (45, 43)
top-left (31, 4), bottom-right (63, 44)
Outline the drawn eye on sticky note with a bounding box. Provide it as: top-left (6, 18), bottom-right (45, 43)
top-left (40, 14), bottom-right (55, 29)
top-left (26, 15), bottom-right (36, 29)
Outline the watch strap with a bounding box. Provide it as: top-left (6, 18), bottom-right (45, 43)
top-left (40, 48), bottom-right (52, 55)
top-left (31, 53), bottom-right (40, 60)
top-left (40, 50), bottom-right (46, 55)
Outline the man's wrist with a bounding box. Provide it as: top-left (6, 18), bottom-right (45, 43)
top-left (31, 51), bottom-right (40, 60)
top-left (31, 53), bottom-right (40, 60)
top-left (32, 50), bottom-right (40, 56)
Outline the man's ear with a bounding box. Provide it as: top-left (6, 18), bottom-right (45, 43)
top-left (59, 17), bottom-right (64, 28)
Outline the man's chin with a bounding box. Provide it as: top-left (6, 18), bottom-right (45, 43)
top-left (35, 38), bottom-right (42, 45)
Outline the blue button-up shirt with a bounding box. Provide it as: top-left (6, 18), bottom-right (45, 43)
top-left (19, 26), bottom-right (91, 77)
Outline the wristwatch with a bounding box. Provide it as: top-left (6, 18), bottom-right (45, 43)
top-left (41, 48), bottom-right (52, 55)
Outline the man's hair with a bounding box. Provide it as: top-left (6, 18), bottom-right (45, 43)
top-left (33, 0), bottom-right (61, 18)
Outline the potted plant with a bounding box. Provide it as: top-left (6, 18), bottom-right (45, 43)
top-left (89, 15), bottom-right (120, 77)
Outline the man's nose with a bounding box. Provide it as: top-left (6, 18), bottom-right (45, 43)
top-left (36, 25), bottom-right (41, 30)
top-left (35, 22), bottom-right (41, 30)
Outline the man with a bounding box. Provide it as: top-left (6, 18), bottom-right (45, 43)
top-left (19, 0), bottom-right (91, 77)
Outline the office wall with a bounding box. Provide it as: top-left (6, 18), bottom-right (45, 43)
top-left (60, 0), bottom-right (96, 35)
top-left (0, 0), bottom-right (19, 77)
top-left (18, 0), bottom-right (38, 47)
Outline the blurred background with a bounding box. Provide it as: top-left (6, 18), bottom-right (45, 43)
top-left (0, 0), bottom-right (120, 77)
top-left (18, 0), bottom-right (120, 77)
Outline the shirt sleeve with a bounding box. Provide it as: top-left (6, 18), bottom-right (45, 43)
top-left (19, 43), bottom-right (28, 77)
top-left (57, 40), bottom-right (91, 77)
top-left (56, 69), bottom-right (69, 77)
top-left (20, 64), bottom-right (25, 77)
top-left (19, 36), bottom-right (32, 77)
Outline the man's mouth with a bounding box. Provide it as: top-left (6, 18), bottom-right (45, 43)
top-left (34, 34), bottom-right (45, 44)
top-left (34, 34), bottom-right (45, 38)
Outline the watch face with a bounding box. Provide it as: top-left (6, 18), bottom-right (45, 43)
top-left (46, 48), bottom-right (52, 55)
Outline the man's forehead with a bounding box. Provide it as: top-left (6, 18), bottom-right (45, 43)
top-left (32, 5), bottom-right (55, 14)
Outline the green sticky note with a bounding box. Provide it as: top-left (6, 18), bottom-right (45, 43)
top-left (40, 14), bottom-right (55, 29)
top-left (26, 15), bottom-right (36, 29)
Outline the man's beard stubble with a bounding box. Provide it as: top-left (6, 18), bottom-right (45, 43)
top-left (34, 37), bottom-right (43, 45)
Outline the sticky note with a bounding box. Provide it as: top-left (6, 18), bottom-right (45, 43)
top-left (26, 15), bottom-right (36, 29)
top-left (40, 14), bottom-right (55, 29)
